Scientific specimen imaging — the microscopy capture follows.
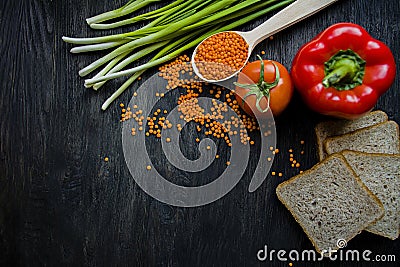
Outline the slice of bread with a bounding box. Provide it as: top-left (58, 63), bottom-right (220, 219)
top-left (324, 121), bottom-right (400, 156)
top-left (315, 111), bottom-right (388, 161)
top-left (342, 150), bottom-right (400, 240)
top-left (276, 154), bottom-right (384, 254)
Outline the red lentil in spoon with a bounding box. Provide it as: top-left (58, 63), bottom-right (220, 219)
top-left (194, 31), bottom-right (249, 81)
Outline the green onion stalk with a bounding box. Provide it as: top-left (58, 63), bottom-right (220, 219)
top-left (63, 0), bottom-right (295, 110)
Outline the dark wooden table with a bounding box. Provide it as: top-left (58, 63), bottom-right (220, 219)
top-left (1, 0), bottom-right (399, 266)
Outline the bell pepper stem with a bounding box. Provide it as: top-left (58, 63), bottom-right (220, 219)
top-left (322, 59), bottom-right (358, 88)
top-left (322, 49), bottom-right (366, 91)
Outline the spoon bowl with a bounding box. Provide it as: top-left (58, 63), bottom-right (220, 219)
top-left (191, 30), bottom-right (252, 83)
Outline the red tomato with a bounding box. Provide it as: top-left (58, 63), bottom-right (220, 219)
top-left (234, 58), bottom-right (293, 117)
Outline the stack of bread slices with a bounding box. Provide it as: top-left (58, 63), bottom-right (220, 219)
top-left (276, 110), bottom-right (400, 254)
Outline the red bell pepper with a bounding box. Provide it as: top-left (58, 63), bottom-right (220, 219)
top-left (291, 23), bottom-right (396, 119)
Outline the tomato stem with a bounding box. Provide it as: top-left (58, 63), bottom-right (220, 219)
top-left (234, 55), bottom-right (280, 113)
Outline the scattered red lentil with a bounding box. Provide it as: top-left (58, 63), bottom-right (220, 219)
top-left (119, 54), bottom-right (277, 174)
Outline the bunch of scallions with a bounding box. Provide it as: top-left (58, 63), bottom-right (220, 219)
top-left (63, 0), bottom-right (295, 110)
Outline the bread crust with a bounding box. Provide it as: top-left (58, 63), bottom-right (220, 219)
top-left (315, 110), bottom-right (388, 161)
top-left (323, 120), bottom-right (400, 155)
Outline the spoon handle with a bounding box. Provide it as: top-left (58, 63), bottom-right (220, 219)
top-left (245, 0), bottom-right (338, 48)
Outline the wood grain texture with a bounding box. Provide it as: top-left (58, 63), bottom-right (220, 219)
top-left (0, 0), bottom-right (399, 266)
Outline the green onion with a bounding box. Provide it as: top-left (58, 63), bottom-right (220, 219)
top-left (86, 0), bottom-right (162, 25)
top-left (92, 41), bottom-right (169, 90)
top-left (88, 0), bottom-right (186, 29)
top-left (84, 51), bottom-right (131, 89)
top-left (79, 0), bottom-right (238, 77)
top-left (70, 40), bottom-right (131, 54)
top-left (63, 0), bottom-right (295, 110)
